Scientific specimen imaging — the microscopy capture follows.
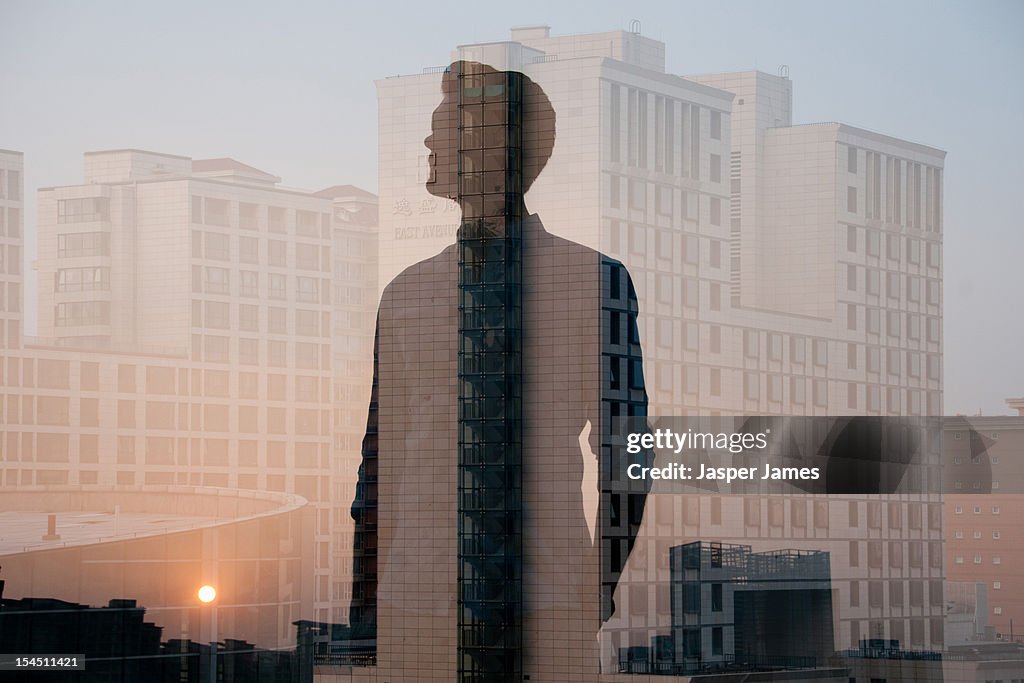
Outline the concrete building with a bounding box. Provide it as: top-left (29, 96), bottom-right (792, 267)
top-left (2, 150), bottom-right (378, 631)
top-left (666, 541), bottom-right (834, 674)
top-left (357, 25), bottom-right (947, 681)
top-left (0, 486), bottom-right (314, 651)
top-left (0, 150), bottom-right (24, 351)
top-left (944, 413), bottom-right (1024, 642)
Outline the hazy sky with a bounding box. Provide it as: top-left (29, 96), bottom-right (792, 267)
top-left (1, 0), bottom-right (1021, 414)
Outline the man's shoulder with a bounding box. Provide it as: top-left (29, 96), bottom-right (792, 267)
top-left (533, 225), bottom-right (630, 275)
top-left (380, 244), bottom-right (458, 305)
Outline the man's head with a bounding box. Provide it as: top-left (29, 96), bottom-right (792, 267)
top-left (424, 60), bottom-right (555, 200)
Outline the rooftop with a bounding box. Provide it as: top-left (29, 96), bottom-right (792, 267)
top-left (0, 510), bottom-right (230, 556)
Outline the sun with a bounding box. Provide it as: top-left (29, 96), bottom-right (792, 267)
top-left (197, 585), bottom-right (217, 604)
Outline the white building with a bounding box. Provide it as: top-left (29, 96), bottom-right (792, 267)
top-left (0, 149), bottom-right (24, 351)
top-left (5, 150), bottom-right (379, 625)
top-left (364, 25), bottom-right (946, 681)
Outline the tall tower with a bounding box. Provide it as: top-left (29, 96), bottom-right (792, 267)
top-left (455, 62), bottom-right (525, 681)
top-left (0, 150), bottom-right (24, 351)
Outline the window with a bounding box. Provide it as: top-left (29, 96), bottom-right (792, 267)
top-left (203, 335), bottom-right (229, 363)
top-left (204, 198), bottom-right (229, 227)
top-left (790, 337), bottom-right (805, 364)
top-left (847, 186), bottom-right (857, 213)
top-left (239, 236), bottom-right (258, 264)
top-left (268, 206), bottom-right (288, 232)
top-left (847, 146), bottom-right (857, 173)
top-left (204, 301), bottom-right (229, 329)
top-left (791, 377), bottom-right (805, 404)
top-left (711, 583), bottom-right (723, 612)
top-left (268, 239), bottom-right (287, 266)
top-left (296, 243), bottom-right (320, 270)
top-left (867, 230), bottom-right (880, 257)
top-left (710, 110), bottom-right (722, 140)
top-left (269, 273), bottom-right (286, 300)
top-left (296, 375), bottom-right (319, 402)
top-left (297, 210), bottom-right (319, 237)
top-left (268, 340), bottom-right (287, 367)
top-left (239, 304), bottom-right (258, 332)
top-left (744, 372), bottom-right (759, 401)
top-left (57, 232), bottom-right (109, 258)
top-left (240, 270), bottom-right (258, 297)
top-left (239, 338), bottom-right (258, 365)
top-left (5, 169), bottom-right (20, 200)
top-left (268, 307), bottom-right (288, 334)
top-left (296, 276), bottom-right (319, 303)
top-left (744, 330), bottom-right (758, 358)
top-left (628, 179), bottom-right (646, 210)
top-left (203, 267), bottom-right (229, 294)
top-left (204, 232), bottom-right (229, 260)
top-left (710, 154), bottom-right (721, 183)
top-left (887, 233), bottom-right (901, 260)
top-left (55, 301), bottom-right (109, 326)
top-left (58, 196), bottom-right (110, 223)
top-left (813, 380), bottom-right (827, 407)
top-left (813, 340), bottom-right (827, 367)
top-left (239, 202), bottom-right (259, 229)
top-left (296, 342), bottom-right (320, 369)
top-left (56, 267), bottom-right (109, 292)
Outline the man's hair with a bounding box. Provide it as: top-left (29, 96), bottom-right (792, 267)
top-left (445, 60), bottom-right (556, 193)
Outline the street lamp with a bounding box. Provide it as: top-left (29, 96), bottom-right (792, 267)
top-left (197, 585), bottom-right (218, 683)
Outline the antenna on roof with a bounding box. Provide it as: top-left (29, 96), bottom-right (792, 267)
top-left (779, 64), bottom-right (790, 79)
top-left (629, 19), bottom-right (641, 35)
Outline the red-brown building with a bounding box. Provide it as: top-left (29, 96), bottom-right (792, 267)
top-left (944, 408), bottom-right (1024, 642)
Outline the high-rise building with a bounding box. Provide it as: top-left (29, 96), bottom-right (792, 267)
top-left (4, 150), bottom-right (379, 628)
top-left (361, 25), bottom-right (946, 681)
top-left (0, 150), bottom-right (24, 351)
top-left (944, 412), bottom-right (1024, 642)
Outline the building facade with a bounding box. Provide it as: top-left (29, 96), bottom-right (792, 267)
top-left (2, 150), bottom-right (378, 631)
top-left (944, 413), bottom-right (1024, 642)
top-left (365, 25), bottom-right (947, 680)
top-left (0, 150), bottom-right (24, 352)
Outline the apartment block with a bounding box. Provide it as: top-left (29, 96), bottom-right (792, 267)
top-left (2, 151), bottom-right (379, 626)
top-left (366, 26), bottom-right (947, 680)
top-left (944, 413), bottom-right (1024, 642)
top-left (0, 150), bottom-right (24, 351)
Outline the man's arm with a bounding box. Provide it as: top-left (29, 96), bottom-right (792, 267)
top-left (598, 259), bottom-right (653, 621)
top-left (349, 316), bottom-right (379, 641)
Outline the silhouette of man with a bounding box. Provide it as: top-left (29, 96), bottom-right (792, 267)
top-left (350, 60), bottom-right (649, 681)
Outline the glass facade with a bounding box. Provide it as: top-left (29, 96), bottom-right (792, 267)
top-left (456, 63), bottom-right (524, 682)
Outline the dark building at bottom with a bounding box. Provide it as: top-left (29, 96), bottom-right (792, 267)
top-left (619, 541), bottom-right (834, 675)
top-left (0, 586), bottom-right (301, 682)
